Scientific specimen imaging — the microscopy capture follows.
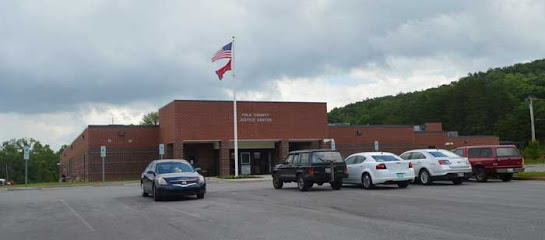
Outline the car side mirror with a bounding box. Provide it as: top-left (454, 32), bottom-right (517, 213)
top-left (194, 168), bottom-right (201, 172)
top-left (147, 171), bottom-right (155, 176)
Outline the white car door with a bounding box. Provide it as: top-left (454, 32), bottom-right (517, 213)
top-left (345, 156), bottom-right (359, 183)
top-left (353, 156), bottom-right (366, 183)
top-left (411, 152), bottom-right (428, 174)
top-left (400, 152), bottom-right (420, 174)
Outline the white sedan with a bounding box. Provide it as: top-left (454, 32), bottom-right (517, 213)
top-left (344, 152), bottom-right (415, 189)
top-left (399, 149), bottom-right (472, 185)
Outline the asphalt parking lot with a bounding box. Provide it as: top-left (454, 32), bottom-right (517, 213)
top-left (1, 180), bottom-right (545, 240)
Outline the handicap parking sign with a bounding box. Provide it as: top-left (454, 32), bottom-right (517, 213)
top-left (100, 146), bottom-right (106, 158)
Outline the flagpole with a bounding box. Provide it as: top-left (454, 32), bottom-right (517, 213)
top-left (232, 36), bottom-right (239, 177)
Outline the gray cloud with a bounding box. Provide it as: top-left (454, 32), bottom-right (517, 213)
top-left (1, 0), bottom-right (545, 115)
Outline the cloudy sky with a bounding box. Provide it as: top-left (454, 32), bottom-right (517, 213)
top-left (1, 0), bottom-right (545, 150)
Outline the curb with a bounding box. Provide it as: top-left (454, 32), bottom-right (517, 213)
top-left (206, 177), bottom-right (271, 183)
top-left (514, 177), bottom-right (545, 181)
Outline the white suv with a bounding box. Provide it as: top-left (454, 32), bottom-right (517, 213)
top-left (399, 149), bottom-right (472, 185)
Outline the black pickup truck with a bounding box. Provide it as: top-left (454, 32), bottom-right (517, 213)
top-left (272, 149), bottom-right (348, 191)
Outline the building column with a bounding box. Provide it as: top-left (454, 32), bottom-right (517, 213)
top-left (279, 140), bottom-right (289, 162)
top-left (173, 141), bottom-right (184, 159)
top-left (219, 141), bottom-right (232, 176)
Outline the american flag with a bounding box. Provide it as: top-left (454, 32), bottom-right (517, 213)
top-left (211, 42), bottom-right (232, 62)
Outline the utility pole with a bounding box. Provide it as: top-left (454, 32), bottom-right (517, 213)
top-left (529, 96), bottom-right (536, 141)
top-left (5, 164), bottom-right (8, 182)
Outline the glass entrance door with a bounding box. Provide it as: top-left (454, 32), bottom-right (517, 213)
top-left (240, 152), bottom-right (251, 175)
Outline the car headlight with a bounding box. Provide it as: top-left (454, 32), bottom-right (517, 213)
top-left (157, 177), bottom-right (168, 185)
top-left (198, 175), bottom-right (205, 183)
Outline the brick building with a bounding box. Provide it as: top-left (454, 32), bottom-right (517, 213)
top-left (60, 100), bottom-right (498, 181)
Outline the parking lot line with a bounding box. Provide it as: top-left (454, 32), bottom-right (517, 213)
top-left (164, 206), bottom-right (214, 223)
top-left (59, 199), bottom-right (96, 232)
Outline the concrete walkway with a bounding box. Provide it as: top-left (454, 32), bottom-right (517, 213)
top-left (525, 164), bottom-right (545, 172)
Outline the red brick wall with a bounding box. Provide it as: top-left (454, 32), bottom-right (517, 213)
top-left (159, 102), bottom-right (176, 144)
top-left (330, 125), bottom-right (500, 157)
top-left (413, 132), bottom-right (449, 149)
top-left (86, 126), bottom-right (159, 181)
top-left (329, 126), bottom-right (415, 157)
top-left (60, 129), bottom-right (89, 181)
top-left (447, 136), bottom-right (500, 150)
top-left (162, 101), bottom-right (328, 141)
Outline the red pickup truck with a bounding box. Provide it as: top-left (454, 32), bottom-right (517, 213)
top-left (452, 145), bottom-right (524, 182)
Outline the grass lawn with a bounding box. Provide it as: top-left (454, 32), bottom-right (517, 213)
top-left (515, 172), bottom-right (545, 178)
top-left (0, 180), bottom-right (139, 189)
top-left (218, 175), bottom-right (261, 179)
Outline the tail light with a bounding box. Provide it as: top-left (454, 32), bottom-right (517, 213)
top-left (409, 162), bottom-right (413, 168)
top-left (344, 165), bottom-right (348, 173)
top-left (309, 167), bottom-right (315, 175)
top-left (438, 160), bottom-right (451, 165)
top-left (376, 163), bottom-right (387, 169)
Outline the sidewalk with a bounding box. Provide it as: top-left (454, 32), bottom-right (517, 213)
top-left (525, 164), bottom-right (545, 172)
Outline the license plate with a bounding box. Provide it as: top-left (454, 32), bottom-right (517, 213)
top-left (325, 168), bottom-right (331, 173)
top-left (396, 173), bottom-right (404, 178)
top-left (507, 168), bottom-right (514, 173)
top-left (457, 172), bottom-right (464, 177)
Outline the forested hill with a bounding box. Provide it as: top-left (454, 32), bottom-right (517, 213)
top-left (328, 59), bottom-right (545, 143)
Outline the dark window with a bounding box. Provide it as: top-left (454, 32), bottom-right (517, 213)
top-left (399, 153), bottom-right (411, 160)
top-left (285, 155), bottom-right (294, 164)
top-left (356, 156), bottom-right (366, 164)
top-left (496, 147), bottom-right (521, 157)
top-left (452, 149), bottom-right (463, 156)
top-left (345, 156), bottom-right (357, 165)
top-left (292, 154), bottom-right (300, 164)
top-left (300, 153), bottom-right (310, 164)
top-left (468, 148), bottom-right (492, 157)
top-left (156, 162), bottom-right (194, 174)
top-left (410, 152), bottom-right (426, 160)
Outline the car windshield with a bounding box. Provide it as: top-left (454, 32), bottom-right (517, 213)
top-left (156, 162), bottom-right (194, 174)
top-left (372, 155), bottom-right (400, 162)
top-left (312, 152), bottom-right (344, 163)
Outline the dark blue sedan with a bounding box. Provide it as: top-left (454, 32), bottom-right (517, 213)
top-left (141, 159), bottom-right (206, 201)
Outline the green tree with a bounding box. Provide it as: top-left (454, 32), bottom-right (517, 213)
top-left (140, 111), bottom-right (159, 125)
top-left (0, 138), bottom-right (60, 183)
top-left (328, 58), bottom-right (545, 145)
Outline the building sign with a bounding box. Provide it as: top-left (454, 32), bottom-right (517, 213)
top-left (239, 113), bottom-right (273, 123)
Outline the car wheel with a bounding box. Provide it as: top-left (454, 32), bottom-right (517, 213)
top-left (141, 183), bottom-right (149, 197)
top-left (397, 181), bottom-right (410, 188)
top-left (451, 178), bottom-right (464, 185)
top-left (331, 179), bottom-right (342, 190)
top-left (196, 193), bottom-right (205, 199)
top-left (297, 174), bottom-right (310, 191)
top-left (499, 173), bottom-right (513, 182)
top-left (272, 172), bottom-right (283, 189)
top-left (474, 167), bottom-right (488, 182)
top-left (153, 185), bottom-right (162, 201)
top-left (419, 169), bottom-right (433, 185)
top-left (362, 173), bottom-right (374, 189)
